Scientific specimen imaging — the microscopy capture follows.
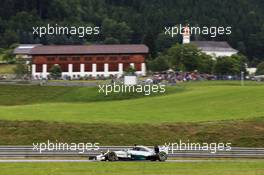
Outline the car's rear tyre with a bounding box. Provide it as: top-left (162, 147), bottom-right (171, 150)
top-left (158, 151), bottom-right (167, 161)
top-left (107, 152), bottom-right (118, 161)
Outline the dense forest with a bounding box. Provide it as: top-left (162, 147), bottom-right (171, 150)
top-left (0, 0), bottom-right (264, 65)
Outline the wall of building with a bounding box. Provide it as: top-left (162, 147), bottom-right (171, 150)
top-left (31, 54), bottom-right (146, 79)
top-left (202, 50), bottom-right (238, 60)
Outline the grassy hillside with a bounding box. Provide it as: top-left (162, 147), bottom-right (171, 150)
top-left (1, 118), bottom-right (263, 146)
top-left (1, 160), bottom-right (263, 175)
top-left (0, 81), bottom-right (263, 146)
top-left (0, 81), bottom-right (263, 123)
top-left (0, 85), bottom-right (183, 106)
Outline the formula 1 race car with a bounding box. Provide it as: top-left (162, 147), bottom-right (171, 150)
top-left (95, 145), bottom-right (168, 161)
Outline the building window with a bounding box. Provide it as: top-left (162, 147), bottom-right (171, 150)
top-left (97, 63), bottom-right (104, 72)
top-left (122, 56), bottom-right (130, 61)
top-left (123, 63), bottom-right (131, 71)
top-left (73, 64), bottom-right (80, 72)
top-left (47, 57), bottom-right (55, 61)
top-left (36, 64), bottom-right (43, 72)
top-left (84, 57), bottom-right (93, 62)
top-left (59, 57), bottom-right (67, 61)
top-left (47, 64), bottom-right (54, 72)
top-left (109, 56), bottom-right (118, 61)
top-left (135, 63), bottom-right (142, 71)
top-left (85, 64), bottom-right (92, 72)
top-left (72, 57), bottom-right (80, 61)
top-left (109, 63), bottom-right (118, 72)
top-left (59, 64), bottom-right (68, 72)
top-left (96, 57), bottom-right (105, 61)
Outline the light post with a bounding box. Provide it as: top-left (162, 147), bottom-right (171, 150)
top-left (241, 71), bottom-right (244, 86)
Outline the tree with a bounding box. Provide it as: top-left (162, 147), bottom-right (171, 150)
top-left (143, 33), bottom-right (157, 58)
top-left (1, 0), bottom-right (264, 63)
top-left (2, 48), bottom-right (16, 64)
top-left (199, 53), bottom-right (215, 74)
top-left (103, 37), bottom-right (120, 44)
top-left (148, 55), bottom-right (170, 72)
top-left (256, 62), bottom-right (264, 75)
top-left (13, 63), bottom-right (30, 79)
top-left (152, 43), bottom-right (215, 73)
top-left (124, 66), bottom-right (136, 75)
top-left (2, 30), bottom-right (18, 48)
top-left (167, 44), bottom-right (204, 72)
top-left (49, 65), bottom-right (62, 79)
top-left (214, 55), bottom-right (245, 75)
top-left (156, 32), bottom-right (181, 54)
top-left (102, 18), bottom-right (132, 44)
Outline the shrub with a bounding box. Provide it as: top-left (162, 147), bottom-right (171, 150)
top-left (49, 65), bottom-right (62, 80)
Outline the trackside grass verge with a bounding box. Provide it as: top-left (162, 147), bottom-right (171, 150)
top-left (0, 160), bottom-right (263, 175)
top-left (0, 118), bottom-right (263, 146)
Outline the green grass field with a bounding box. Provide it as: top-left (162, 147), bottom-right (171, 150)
top-left (0, 81), bottom-right (263, 123)
top-left (0, 81), bottom-right (263, 146)
top-left (0, 160), bottom-right (263, 175)
top-left (0, 84), bottom-right (183, 106)
top-left (0, 64), bottom-right (16, 74)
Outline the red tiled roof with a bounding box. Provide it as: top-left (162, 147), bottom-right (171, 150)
top-left (30, 44), bottom-right (149, 55)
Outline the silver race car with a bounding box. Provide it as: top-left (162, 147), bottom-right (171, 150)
top-left (95, 145), bottom-right (168, 161)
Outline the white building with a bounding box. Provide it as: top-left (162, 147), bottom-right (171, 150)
top-left (192, 41), bottom-right (238, 59)
top-left (182, 27), bottom-right (238, 59)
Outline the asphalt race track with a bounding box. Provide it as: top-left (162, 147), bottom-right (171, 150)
top-left (0, 146), bottom-right (264, 159)
top-left (0, 159), bottom-right (246, 163)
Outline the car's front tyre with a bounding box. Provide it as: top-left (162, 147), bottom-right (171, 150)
top-left (107, 152), bottom-right (118, 161)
